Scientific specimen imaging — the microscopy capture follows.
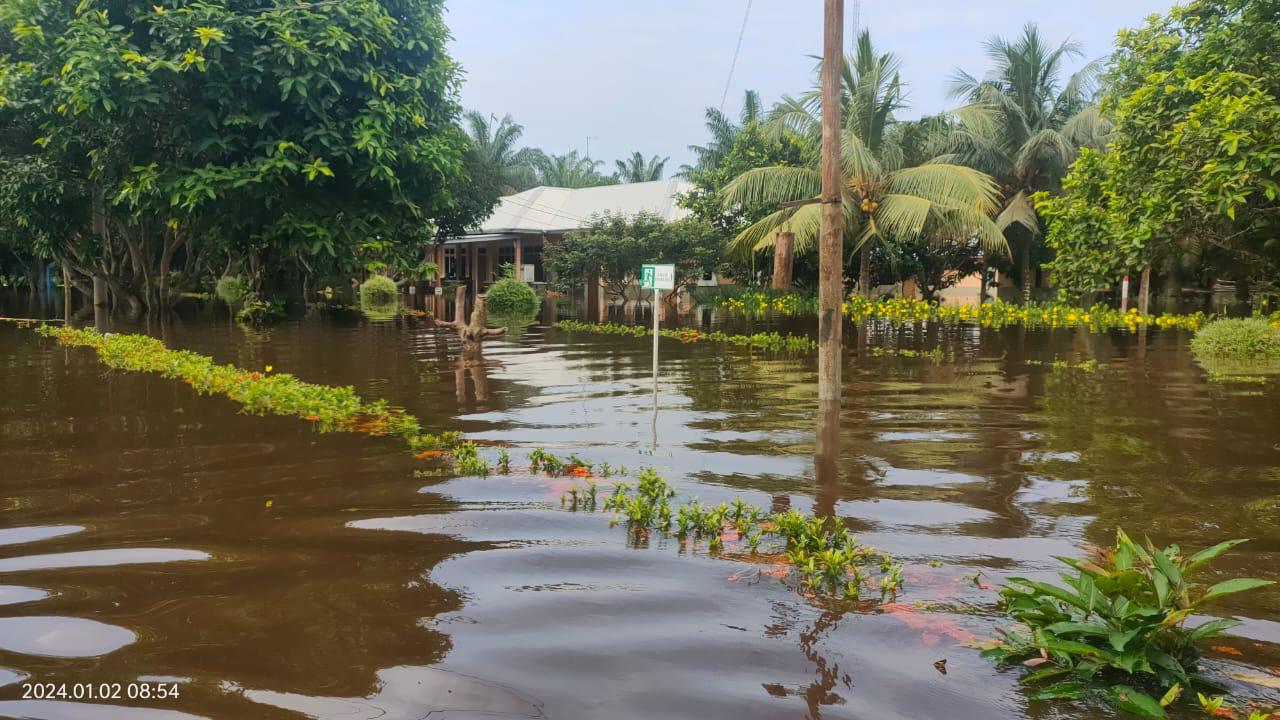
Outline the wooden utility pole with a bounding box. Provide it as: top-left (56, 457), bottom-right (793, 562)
top-left (817, 0), bottom-right (844, 402)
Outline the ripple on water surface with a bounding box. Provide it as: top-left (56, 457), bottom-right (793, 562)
top-left (0, 616), bottom-right (135, 657)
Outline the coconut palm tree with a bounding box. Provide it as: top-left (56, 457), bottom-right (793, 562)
top-left (462, 111), bottom-right (541, 194)
top-left (721, 31), bottom-right (1007, 296)
top-left (944, 22), bottom-right (1111, 299)
top-left (614, 152), bottom-right (669, 183)
top-left (681, 90), bottom-right (764, 177)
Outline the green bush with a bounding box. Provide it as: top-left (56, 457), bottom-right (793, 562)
top-left (485, 277), bottom-right (539, 315)
top-left (1191, 318), bottom-right (1280, 360)
top-left (359, 275), bottom-right (399, 306)
top-left (1190, 318), bottom-right (1280, 378)
top-left (984, 529), bottom-right (1273, 717)
top-left (215, 275), bottom-right (252, 307)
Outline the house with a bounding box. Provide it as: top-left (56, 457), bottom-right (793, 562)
top-left (433, 179), bottom-right (693, 298)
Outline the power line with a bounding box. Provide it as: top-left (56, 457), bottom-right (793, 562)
top-left (719, 0), bottom-right (753, 113)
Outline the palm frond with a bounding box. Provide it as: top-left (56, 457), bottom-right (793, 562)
top-left (719, 165), bottom-right (822, 210)
top-left (887, 163), bottom-right (1001, 216)
top-left (995, 190), bottom-right (1040, 235)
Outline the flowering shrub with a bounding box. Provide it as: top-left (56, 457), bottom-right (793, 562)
top-left (719, 293), bottom-right (1212, 333)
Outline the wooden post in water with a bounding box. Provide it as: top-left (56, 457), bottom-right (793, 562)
top-left (817, 0), bottom-right (844, 404)
top-left (772, 231), bottom-right (794, 289)
top-left (1138, 266), bottom-right (1151, 316)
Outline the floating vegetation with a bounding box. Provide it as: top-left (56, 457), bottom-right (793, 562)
top-left (34, 326), bottom-right (493, 473)
top-left (978, 529), bottom-right (1273, 718)
top-left (719, 292), bottom-right (1225, 333)
top-left (867, 346), bottom-right (949, 362)
top-left (1025, 358), bottom-right (1107, 373)
top-left (562, 469), bottom-right (905, 601)
top-left (553, 320), bottom-right (816, 352)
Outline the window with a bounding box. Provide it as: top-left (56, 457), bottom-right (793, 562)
top-left (443, 247), bottom-right (457, 279)
top-left (498, 246), bottom-right (515, 274)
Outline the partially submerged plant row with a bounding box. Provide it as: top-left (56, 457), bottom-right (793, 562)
top-left (980, 529), bottom-right (1274, 719)
top-left (564, 469), bottom-right (905, 601)
top-left (720, 293), bottom-right (1253, 333)
top-left (553, 320), bottom-right (817, 352)
top-left (37, 326), bottom-right (482, 468)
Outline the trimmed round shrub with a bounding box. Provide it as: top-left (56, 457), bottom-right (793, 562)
top-left (359, 275), bottom-right (399, 306)
top-left (1190, 317), bottom-right (1280, 376)
top-left (485, 277), bottom-right (539, 315)
top-left (1191, 318), bottom-right (1280, 360)
top-left (215, 275), bottom-right (252, 306)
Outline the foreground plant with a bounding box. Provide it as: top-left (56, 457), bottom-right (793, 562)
top-left (574, 469), bottom-right (905, 601)
top-left (982, 530), bottom-right (1273, 717)
top-left (35, 326), bottom-right (496, 474)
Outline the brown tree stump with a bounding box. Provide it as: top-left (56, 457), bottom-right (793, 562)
top-left (433, 285), bottom-right (506, 358)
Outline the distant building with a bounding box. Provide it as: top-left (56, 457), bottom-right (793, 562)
top-left (435, 179), bottom-right (692, 297)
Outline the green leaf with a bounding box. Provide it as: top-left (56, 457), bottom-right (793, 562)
top-left (1200, 578), bottom-right (1274, 605)
top-left (1109, 685), bottom-right (1166, 719)
top-left (1108, 628), bottom-right (1142, 652)
top-left (1158, 683), bottom-right (1182, 708)
top-left (1032, 682), bottom-right (1088, 700)
top-left (1045, 621), bottom-right (1109, 637)
top-left (1188, 617), bottom-right (1240, 642)
top-left (1185, 539), bottom-right (1248, 572)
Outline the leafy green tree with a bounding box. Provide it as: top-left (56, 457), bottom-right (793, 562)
top-left (945, 22), bottom-right (1111, 299)
top-left (614, 152), bottom-right (668, 183)
top-left (0, 0), bottom-right (484, 310)
top-left (721, 31), bottom-right (1007, 296)
top-left (544, 212), bottom-right (722, 301)
top-left (1038, 1), bottom-right (1280, 298)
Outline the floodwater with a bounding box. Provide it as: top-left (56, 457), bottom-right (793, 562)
top-left (1, 295), bottom-right (1278, 720)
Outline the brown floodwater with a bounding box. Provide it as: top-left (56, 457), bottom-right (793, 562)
top-left (1, 294), bottom-right (1279, 720)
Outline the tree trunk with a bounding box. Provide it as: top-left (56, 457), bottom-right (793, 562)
top-left (978, 260), bottom-right (988, 305)
top-left (586, 271), bottom-right (601, 322)
top-left (1139, 266), bottom-right (1151, 315)
top-left (772, 231), bottom-right (794, 289)
top-left (1021, 239), bottom-right (1032, 303)
top-left (435, 285), bottom-right (505, 359)
top-left (817, 0), bottom-right (844, 404)
top-left (858, 241), bottom-right (871, 298)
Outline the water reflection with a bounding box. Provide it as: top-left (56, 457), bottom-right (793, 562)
top-left (1, 299), bottom-right (1278, 718)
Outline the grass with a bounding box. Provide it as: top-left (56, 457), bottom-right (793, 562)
top-left (1191, 318), bottom-right (1280, 380)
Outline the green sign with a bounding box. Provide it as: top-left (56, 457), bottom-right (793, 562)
top-left (640, 263), bottom-right (675, 290)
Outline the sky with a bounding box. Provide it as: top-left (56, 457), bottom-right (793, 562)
top-left (446, 1), bottom-right (1177, 172)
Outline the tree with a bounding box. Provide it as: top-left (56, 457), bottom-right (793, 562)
top-left (614, 152), bottom-right (668, 183)
top-left (945, 22), bottom-right (1111, 300)
top-left (461, 111), bottom-right (540, 194)
top-left (1037, 0), bottom-right (1280, 300)
top-left (543, 212), bottom-right (722, 302)
top-left (678, 92), bottom-right (808, 285)
top-left (681, 89), bottom-right (764, 178)
top-left (0, 0), bottom-right (483, 310)
top-left (527, 150), bottom-right (617, 188)
top-left (720, 31), bottom-right (1008, 297)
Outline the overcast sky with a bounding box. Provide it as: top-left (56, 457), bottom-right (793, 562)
top-left (446, 1), bottom-right (1177, 171)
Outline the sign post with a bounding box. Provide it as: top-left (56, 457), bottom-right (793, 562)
top-left (640, 264), bottom-right (675, 409)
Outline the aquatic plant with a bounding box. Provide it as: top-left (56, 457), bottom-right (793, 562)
top-left (588, 469), bottom-right (903, 601)
top-left (982, 530), bottom-right (1273, 717)
top-left (553, 320), bottom-right (817, 353)
top-left (235, 298), bottom-right (285, 325)
top-left (359, 275), bottom-right (399, 306)
top-left (497, 449), bottom-right (511, 474)
top-left (34, 326), bottom-right (493, 472)
top-left (215, 275), bottom-right (253, 307)
top-left (485, 276), bottom-right (539, 316)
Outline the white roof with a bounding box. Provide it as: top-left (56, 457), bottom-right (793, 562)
top-left (476, 179), bottom-right (693, 235)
